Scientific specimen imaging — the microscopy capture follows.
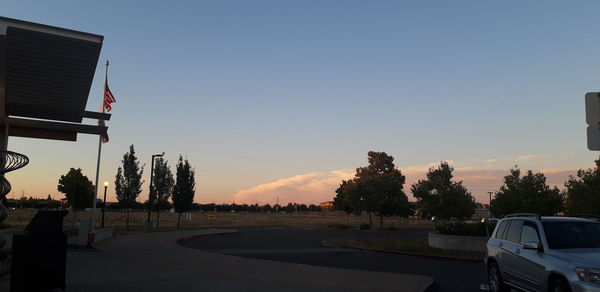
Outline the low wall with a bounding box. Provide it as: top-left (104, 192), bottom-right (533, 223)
top-left (0, 229), bottom-right (20, 252)
top-left (89, 228), bottom-right (113, 244)
top-left (66, 219), bottom-right (114, 246)
top-left (428, 232), bottom-right (487, 252)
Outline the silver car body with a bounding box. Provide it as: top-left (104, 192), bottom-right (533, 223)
top-left (486, 215), bottom-right (600, 292)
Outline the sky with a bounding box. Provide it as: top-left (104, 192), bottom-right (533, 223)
top-left (2, 1), bottom-right (600, 205)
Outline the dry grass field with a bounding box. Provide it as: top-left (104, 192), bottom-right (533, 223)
top-left (4, 208), bottom-right (434, 231)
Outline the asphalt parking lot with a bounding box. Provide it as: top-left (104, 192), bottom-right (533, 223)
top-left (179, 228), bottom-right (488, 292)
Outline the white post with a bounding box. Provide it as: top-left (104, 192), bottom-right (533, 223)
top-left (92, 60), bottom-right (109, 231)
top-left (92, 135), bottom-right (102, 231)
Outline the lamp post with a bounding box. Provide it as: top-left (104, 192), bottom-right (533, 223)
top-left (145, 152), bottom-right (164, 230)
top-left (101, 181), bottom-right (108, 228)
top-left (487, 191), bottom-right (493, 219)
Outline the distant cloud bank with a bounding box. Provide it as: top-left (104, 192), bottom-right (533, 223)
top-left (232, 165), bottom-right (580, 205)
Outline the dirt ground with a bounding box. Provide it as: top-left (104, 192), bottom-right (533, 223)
top-left (4, 208), bottom-right (434, 231)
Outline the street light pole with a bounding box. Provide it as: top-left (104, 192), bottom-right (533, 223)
top-left (487, 191), bottom-right (493, 219)
top-left (101, 181), bottom-right (108, 228)
top-left (145, 152), bottom-right (164, 230)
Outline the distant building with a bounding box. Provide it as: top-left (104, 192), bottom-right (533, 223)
top-left (471, 208), bottom-right (491, 220)
top-left (319, 201), bottom-right (334, 211)
top-left (4, 199), bottom-right (17, 208)
top-left (475, 202), bottom-right (490, 209)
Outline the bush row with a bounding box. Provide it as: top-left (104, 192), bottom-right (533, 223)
top-left (436, 221), bottom-right (497, 237)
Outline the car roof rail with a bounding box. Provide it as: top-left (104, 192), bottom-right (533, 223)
top-left (563, 214), bottom-right (600, 221)
top-left (502, 213), bottom-right (542, 220)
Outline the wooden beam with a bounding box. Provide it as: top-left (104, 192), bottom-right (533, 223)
top-left (5, 117), bottom-right (107, 135)
top-left (83, 111), bottom-right (111, 121)
top-left (9, 126), bottom-right (77, 141)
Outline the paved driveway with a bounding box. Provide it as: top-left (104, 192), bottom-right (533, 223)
top-left (72, 229), bottom-right (434, 292)
top-left (179, 228), bottom-right (489, 292)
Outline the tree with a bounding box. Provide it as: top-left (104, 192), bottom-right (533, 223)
top-left (172, 155), bottom-right (195, 228)
top-left (334, 180), bottom-right (360, 224)
top-left (285, 202), bottom-right (296, 213)
top-left (491, 166), bottom-right (563, 217)
top-left (115, 145), bottom-right (145, 230)
top-left (411, 162), bottom-right (475, 220)
top-left (57, 168), bottom-right (94, 210)
top-left (152, 157), bottom-right (174, 228)
top-left (333, 151), bottom-right (411, 227)
top-left (308, 204), bottom-right (320, 212)
top-left (263, 204), bottom-right (273, 212)
top-left (357, 154), bottom-right (411, 227)
top-left (565, 158), bottom-right (600, 215)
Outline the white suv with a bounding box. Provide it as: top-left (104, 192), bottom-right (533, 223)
top-left (485, 214), bottom-right (600, 292)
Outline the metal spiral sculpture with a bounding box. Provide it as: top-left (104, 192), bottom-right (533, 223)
top-left (0, 151), bottom-right (29, 249)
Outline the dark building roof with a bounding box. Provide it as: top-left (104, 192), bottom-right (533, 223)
top-left (0, 16), bottom-right (108, 141)
top-left (1, 16), bottom-right (103, 123)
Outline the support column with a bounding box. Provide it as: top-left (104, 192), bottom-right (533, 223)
top-left (0, 33), bottom-right (8, 249)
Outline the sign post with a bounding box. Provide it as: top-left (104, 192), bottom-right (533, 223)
top-left (585, 92), bottom-right (600, 150)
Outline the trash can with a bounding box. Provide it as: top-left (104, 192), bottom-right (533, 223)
top-left (10, 210), bottom-right (68, 291)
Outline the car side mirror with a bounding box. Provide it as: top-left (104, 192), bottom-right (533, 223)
top-left (523, 241), bottom-right (540, 250)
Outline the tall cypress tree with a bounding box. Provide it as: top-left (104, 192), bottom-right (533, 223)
top-left (115, 145), bottom-right (145, 230)
top-left (152, 157), bottom-right (174, 228)
top-left (172, 155), bottom-right (195, 228)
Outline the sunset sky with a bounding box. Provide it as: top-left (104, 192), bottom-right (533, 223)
top-left (3, 1), bottom-right (600, 205)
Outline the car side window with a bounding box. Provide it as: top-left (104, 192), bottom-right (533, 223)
top-left (520, 221), bottom-right (540, 245)
top-left (495, 221), bottom-right (508, 240)
top-left (505, 220), bottom-right (524, 243)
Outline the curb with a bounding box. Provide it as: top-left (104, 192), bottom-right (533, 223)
top-left (175, 229), bottom-right (238, 246)
top-left (322, 241), bottom-right (484, 263)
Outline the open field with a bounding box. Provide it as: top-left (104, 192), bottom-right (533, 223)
top-left (4, 209), bottom-right (434, 231)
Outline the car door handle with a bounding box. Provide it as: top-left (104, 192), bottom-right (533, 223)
top-left (515, 248), bottom-right (520, 254)
top-left (498, 242), bottom-right (503, 247)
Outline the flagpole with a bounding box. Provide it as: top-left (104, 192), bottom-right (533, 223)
top-left (92, 60), bottom-right (109, 231)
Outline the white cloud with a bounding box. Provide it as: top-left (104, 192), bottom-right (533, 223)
top-left (232, 170), bottom-right (354, 205)
top-left (516, 154), bottom-right (540, 160)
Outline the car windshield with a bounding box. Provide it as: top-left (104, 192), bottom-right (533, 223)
top-left (543, 222), bottom-right (600, 249)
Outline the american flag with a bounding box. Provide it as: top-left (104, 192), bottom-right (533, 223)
top-left (101, 67), bottom-right (116, 143)
top-left (104, 83), bottom-right (116, 112)
top-left (100, 119), bottom-right (109, 143)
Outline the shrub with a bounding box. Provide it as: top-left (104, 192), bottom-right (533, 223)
top-left (436, 221), bottom-right (496, 237)
top-left (328, 224), bottom-right (350, 230)
top-left (359, 223), bottom-right (371, 230)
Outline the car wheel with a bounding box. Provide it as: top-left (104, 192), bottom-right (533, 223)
top-left (488, 262), bottom-right (505, 292)
top-left (549, 277), bottom-right (571, 292)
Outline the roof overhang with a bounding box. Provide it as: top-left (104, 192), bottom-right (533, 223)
top-left (0, 16), bottom-right (108, 142)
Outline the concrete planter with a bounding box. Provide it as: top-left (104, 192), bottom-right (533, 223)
top-left (428, 232), bottom-right (487, 252)
top-left (89, 228), bottom-right (113, 244)
top-left (66, 219), bottom-right (114, 246)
